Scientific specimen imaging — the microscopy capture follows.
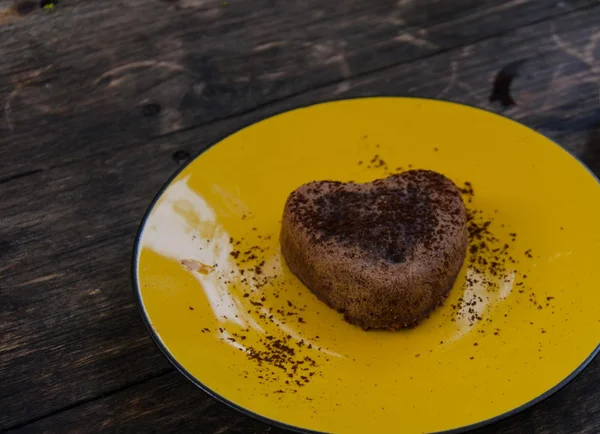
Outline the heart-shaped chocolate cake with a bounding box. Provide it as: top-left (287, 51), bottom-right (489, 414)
top-left (280, 170), bottom-right (468, 330)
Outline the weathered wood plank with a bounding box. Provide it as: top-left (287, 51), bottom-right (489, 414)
top-left (0, 149), bottom-right (178, 428)
top-left (0, 0), bottom-right (593, 180)
top-left (2, 3), bottom-right (600, 431)
top-left (8, 357), bottom-right (599, 434)
top-left (9, 372), bottom-right (281, 434)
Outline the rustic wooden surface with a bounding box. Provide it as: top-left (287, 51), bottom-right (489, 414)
top-left (0, 0), bottom-right (599, 432)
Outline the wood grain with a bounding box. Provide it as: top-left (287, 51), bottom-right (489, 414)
top-left (0, 0), bottom-right (594, 180)
top-left (1, 0), bottom-right (599, 432)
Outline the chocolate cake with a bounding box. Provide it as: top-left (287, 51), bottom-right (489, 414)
top-left (280, 170), bottom-right (468, 330)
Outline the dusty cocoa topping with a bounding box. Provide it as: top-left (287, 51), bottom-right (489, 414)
top-left (447, 179), bottom-right (548, 330)
top-left (211, 231), bottom-right (325, 394)
top-left (460, 184), bottom-right (523, 292)
top-left (288, 170), bottom-right (464, 264)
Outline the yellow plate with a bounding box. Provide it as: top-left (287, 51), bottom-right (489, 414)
top-left (133, 98), bottom-right (600, 433)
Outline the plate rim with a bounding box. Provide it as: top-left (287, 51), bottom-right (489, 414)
top-left (131, 96), bottom-right (600, 434)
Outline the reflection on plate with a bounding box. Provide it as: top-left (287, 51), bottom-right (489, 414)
top-left (134, 98), bottom-right (600, 433)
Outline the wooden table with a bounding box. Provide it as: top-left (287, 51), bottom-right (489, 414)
top-left (1, 0), bottom-right (598, 432)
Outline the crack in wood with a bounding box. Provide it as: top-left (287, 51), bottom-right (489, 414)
top-left (0, 168), bottom-right (44, 185)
